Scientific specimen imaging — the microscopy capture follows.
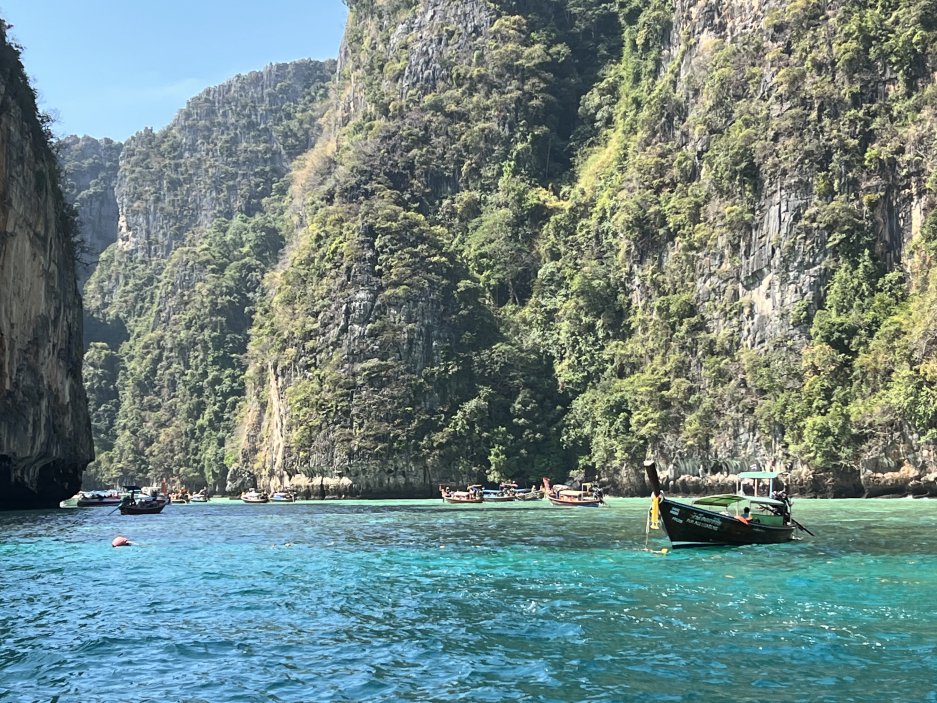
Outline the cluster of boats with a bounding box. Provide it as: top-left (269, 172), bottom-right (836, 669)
top-left (438, 478), bottom-right (606, 507)
top-left (240, 489), bottom-right (297, 503)
top-left (167, 489), bottom-right (210, 504)
top-left (63, 460), bottom-right (812, 550)
top-left (441, 465), bottom-right (811, 550)
top-left (64, 485), bottom-right (208, 513)
top-left (66, 486), bottom-right (299, 509)
top-left (438, 483), bottom-right (543, 504)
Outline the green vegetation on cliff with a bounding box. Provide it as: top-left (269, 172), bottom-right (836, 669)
top-left (532, 0), bottom-right (937, 492)
top-left (237, 0), bottom-right (626, 492)
top-left (80, 61), bottom-right (335, 489)
top-left (69, 0), bottom-right (937, 496)
top-left (228, 0), bottom-right (937, 495)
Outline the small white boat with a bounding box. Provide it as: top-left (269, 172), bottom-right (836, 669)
top-left (271, 491), bottom-right (296, 502)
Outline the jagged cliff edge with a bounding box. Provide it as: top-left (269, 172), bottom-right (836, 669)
top-left (0, 21), bottom-right (93, 508)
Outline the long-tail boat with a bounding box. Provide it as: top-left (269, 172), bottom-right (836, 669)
top-left (512, 487), bottom-right (543, 501)
top-left (644, 460), bottom-right (811, 548)
top-left (482, 487), bottom-right (516, 503)
top-left (118, 487), bottom-right (167, 515)
top-left (439, 484), bottom-right (484, 504)
top-left (241, 488), bottom-right (269, 504)
top-left (542, 477), bottom-right (605, 507)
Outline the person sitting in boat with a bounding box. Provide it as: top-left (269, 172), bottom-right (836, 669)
top-left (739, 507), bottom-right (753, 524)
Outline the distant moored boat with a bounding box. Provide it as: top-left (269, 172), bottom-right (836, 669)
top-left (74, 490), bottom-right (123, 507)
top-left (241, 489), bottom-right (269, 504)
top-left (542, 477), bottom-right (605, 507)
top-left (439, 485), bottom-right (484, 504)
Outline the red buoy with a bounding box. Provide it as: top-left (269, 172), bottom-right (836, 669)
top-left (112, 535), bottom-right (132, 548)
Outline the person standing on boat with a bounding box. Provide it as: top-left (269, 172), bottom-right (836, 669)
top-left (774, 487), bottom-right (791, 522)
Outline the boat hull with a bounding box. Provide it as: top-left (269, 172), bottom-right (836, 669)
top-left (659, 498), bottom-right (794, 548)
top-left (75, 491), bottom-right (123, 507)
top-left (76, 498), bottom-right (123, 507)
top-left (119, 502), bottom-right (166, 515)
top-left (546, 497), bottom-right (603, 507)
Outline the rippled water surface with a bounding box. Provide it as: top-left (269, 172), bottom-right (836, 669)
top-left (1, 498), bottom-right (936, 702)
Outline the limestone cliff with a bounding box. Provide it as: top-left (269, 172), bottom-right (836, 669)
top-left (236, 0), bottom-right (598, 495)
top-left (80, 59), bottom-right (335, 489)
top-left (57, 135), bottom-right (122, 289)
top-left (59, 1), bottom-right (937, 498)
top-left (243, 0), bottom-right (937, 498)
top-left (0, 22), bottom-right (92, 508)
top-left (537, 0), bottom-right (937, 496)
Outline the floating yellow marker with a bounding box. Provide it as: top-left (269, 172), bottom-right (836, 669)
top-left (661, 547), bottom-right (669, 554)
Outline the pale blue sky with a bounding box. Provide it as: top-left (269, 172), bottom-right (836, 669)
top-left (0, 1), bottom-right (348, 141)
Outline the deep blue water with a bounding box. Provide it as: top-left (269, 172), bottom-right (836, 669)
top-left (1, 498), bottom-right (936, 702)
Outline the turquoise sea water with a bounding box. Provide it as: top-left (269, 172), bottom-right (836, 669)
top-left (1, 498), bottom-right (936, 702)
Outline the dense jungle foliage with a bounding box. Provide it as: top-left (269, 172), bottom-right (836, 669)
top-left (535, 0), bottom-right (937, 490)
top-left (78, 61), bottom-right (335, 488)
top-left (71, 0), bottom-right (937, 494)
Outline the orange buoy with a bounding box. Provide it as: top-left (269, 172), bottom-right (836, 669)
top-left (111, 535), bottom-right (132, 548)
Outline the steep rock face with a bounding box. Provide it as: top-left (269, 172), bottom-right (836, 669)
top-left (57, 135), bottom-right (122, 288)
top-left (92, 61), bottom-right (333, 279)
top-left (56, 0), bottom-right (937, 499)
top-left (238, 0), bottom-right (591, 495)
top-left (79, 59), bottom-right (335, 489)
top-left (538, 0), bottom-right (937, 496)
top-left (237, 202), bottom-right (497, 496)
top-left (0, 23), bottom-right (92, 508)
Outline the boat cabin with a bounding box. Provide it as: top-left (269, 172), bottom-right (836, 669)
top-left (692, 494), bottom-right (789, 526)
top-left (683, 471), bottom-right (792, 525)
top-left (737, 470), bottom-right (785, 498)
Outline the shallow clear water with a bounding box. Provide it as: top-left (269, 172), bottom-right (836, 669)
top-left (1, 498), bottom-right (935, 702)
